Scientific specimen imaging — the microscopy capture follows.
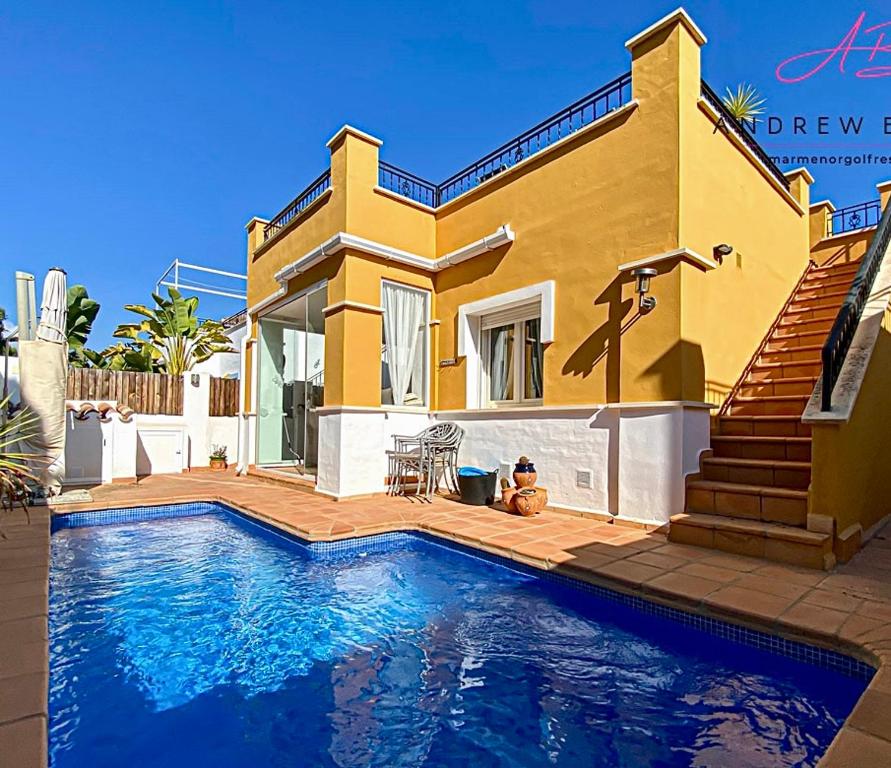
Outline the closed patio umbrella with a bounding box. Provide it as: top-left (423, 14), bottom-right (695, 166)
top-left (19, 268), bottom-right (68, 495)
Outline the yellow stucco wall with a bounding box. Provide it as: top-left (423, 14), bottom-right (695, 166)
top-left (810, 315), bottom-right (891, 538)
top-left (244, 11), bottom-right (810, 414)
top-left (810, 230), bottom-right (872, 267)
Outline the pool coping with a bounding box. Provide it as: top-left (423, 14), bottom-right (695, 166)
top-left (7, 490), bottom-right (891, 766)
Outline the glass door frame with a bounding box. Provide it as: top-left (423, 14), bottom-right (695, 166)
top-left (254, 279), bottom-right (327, 475)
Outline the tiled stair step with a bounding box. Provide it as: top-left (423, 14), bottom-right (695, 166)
top-left (727, 394), bottom-right (810, 416)
top-left (758, 345), bottom-right (823, 364)
top-left (789, 288), bottom-right (850, 306)
top-left (700, 456), bottom-right (811, 489)
top-left (782, 304), bottom-right (841, 323)
top-left (804, 262), bottom-right (860, 282)
top-left (669, 513), bottom-right (833, 569)
top-left (796, 279), bottom-right (856, 298)
top-left (685, 479), bottom-right (809, 524)
top-left (711, 435), bottom-right (811, 461)
top-left (774, 317), bottom-right (833, 337)
top-left (716, 414), bottom-right (811, 437)
top-left (749, 360), bottom-right (821, 380)
top-left (799, 271), bottom-right (857, 291)
top-left (765, 330), bottom-right (829, 350)
top-left (738, 376), bottom-right (817, 397)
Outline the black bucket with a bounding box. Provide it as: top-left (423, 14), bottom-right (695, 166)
top-left (456, 467), bottom-right (497, 506)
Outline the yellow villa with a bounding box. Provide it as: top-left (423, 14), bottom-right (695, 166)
top-left (238, 8), bottom-right (891, 569)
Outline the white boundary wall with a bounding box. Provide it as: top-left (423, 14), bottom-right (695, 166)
top-left (314, 402), bottom-right (710, 525)
top-left (62, 372), bottom-right (239, 485)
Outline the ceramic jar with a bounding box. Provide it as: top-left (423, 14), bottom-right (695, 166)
top-left (513, 456), bottom-right (537, 489)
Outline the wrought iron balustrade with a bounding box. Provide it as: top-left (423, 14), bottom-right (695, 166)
top-left (437, 73), bottom-right (632, 204)
top-left (376, 73), bottom-right (631, 208)
top-left (264, 170), bottom-right (331, 241)
top-left (700, 81), bottom-right (790, 191)
top-left (821, 200), bottom-right (891, 410)
top-left (828, 199), bottom-right (881, 237)
top-left (378, 162), bottom-right (440, 208)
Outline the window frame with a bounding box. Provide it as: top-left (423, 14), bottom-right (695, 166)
top-left (480, 305), bottom-right (543, 408)
top-left (380, 279), bottom-right (432, 409)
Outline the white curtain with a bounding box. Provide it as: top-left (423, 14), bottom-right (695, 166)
top-left (489, 325), bottom-right (513, 401)
top-left (382, 284), bottom-right (426, 406)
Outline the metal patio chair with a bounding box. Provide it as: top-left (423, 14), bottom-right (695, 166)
top-left (387, 423), bottom-right (463, 500)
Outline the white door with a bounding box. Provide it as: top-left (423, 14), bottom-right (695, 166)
top-left (136, 429), bottom-right (184, 476)
top-left (64, 417), bottom-right (104, 484)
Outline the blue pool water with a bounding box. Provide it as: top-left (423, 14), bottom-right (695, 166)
top-left (50, 504), bottom-right (869, 768)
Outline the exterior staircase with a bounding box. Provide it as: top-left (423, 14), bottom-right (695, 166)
top-left (670, 258), bottom-right (862, 569)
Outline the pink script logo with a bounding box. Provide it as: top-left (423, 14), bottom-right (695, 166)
top-left (776, 12), bottom-right (891, 82)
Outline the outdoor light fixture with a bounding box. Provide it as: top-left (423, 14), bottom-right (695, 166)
top-left (713, 243), bottom-right (733, 264)
top-left (631, 267), bottom-right (658, 312)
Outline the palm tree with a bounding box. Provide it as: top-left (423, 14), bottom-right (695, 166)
top-left (110, 287), bottom-right (234, 374)
top-left (722, 83), bottom-right (766, 126)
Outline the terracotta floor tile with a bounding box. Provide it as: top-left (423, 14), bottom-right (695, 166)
top-left (626, 551), bottom-right (688, 571)
top-left (801, 588), bottom-right (864, 614)
top-left (0, 595), bottom-right (47, 622)
top-left (645, 543), bottom-right (703, 561)
top-left (778, 602), bottom-right (850, 636)
top-left (819, 726), bottom-right (891, 768)
top-left (704, 586), bottom-right (796, 621)
top-left (593, 559), bottom-right (663, 588)
top-left (0, 716), bottom-right (46, 768)
top-left (0, 564), bottom-right (49, 591)
top-left (753, 563), bottom-right (828, 587)
top-left (699, 553), bottom-right (762, 572)
top-left (511, 539), bottom-right (569, 561)
top-left (838, 613), bottom-right (887, 644)
top-left (646, 571), bottom-right (724, 601)
top-left (733, 573), bottom-right (811, 601)
top-left (676, 562), bottom-right (741, 584)
top-left (846, 689), bottom-right (891, 742)
top-left (0, 672), bottom-right (47, 724)
top-left (0, 641), bottom-right (48, 681)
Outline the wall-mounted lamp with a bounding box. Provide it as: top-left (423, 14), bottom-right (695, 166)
top-left (713, 243), bottom-right (733, 265)
top-left (631, 267), bottom-right (658, 312)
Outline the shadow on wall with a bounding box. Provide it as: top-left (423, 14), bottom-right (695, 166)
top-left (642, 340), bottom-right (705, 403)
top-left (562, 272), bottom-right (637, 401)
top-left (435, 243), bottom-right (510, 294)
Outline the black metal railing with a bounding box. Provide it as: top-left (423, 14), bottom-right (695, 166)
top-left (377, 73), bottom-right (631, 208)
top-left (437, 72), bottom-right (632, 204)
top-left (828, 199), bottom-right (882, 237)
top-left (700, 80), bottom-right (790, 191)
top-left (263, 169), bottom-right (331, 241)
top-left (821, 200), bottom-right (891, 410)
top-left (379, 161), bottom-right (440, 208)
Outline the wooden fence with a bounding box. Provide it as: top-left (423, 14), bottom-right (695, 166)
top-left (66, 369), bottom-right (184, 415)
top-left (209, 376), bottom-right (240, 417)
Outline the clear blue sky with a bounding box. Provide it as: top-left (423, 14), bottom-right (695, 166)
top-left (2, 0), bottom-right (889, 347)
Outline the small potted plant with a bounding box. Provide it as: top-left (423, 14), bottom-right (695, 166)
top-left (209, 444), bottom-right (228, 471)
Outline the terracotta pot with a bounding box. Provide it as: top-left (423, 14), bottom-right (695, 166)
top-left (513, 488), bottom-right (546, 517)
top-left (209, 457), bottom-right (227, 471)
top-left (513, 457), bottom-right (537, 489)
top-left (513, 471), bottom-right (537, 489)
top-left (501, 486), bottom-right (518, 508)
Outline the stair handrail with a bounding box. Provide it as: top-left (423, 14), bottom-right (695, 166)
top-left (718, 260), bottom-right (816, 416)
top-left (821, 199), bottom-right (891, 410)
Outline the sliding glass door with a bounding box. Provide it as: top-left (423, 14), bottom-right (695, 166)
top-left (256, 284), bottom-right (326, 474)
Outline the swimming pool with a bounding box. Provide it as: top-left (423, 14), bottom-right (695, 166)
top-left (50, 502), bottom-right (871, 767)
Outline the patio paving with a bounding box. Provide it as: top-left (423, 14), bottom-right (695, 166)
top-left (3, 470), bottom-right (891, 766)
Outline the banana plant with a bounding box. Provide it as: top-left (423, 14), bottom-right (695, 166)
top-left (722, 83), bottom-right (766, 125)
top-left (66, 285), bottom-right (101, 367)
top-left (110, 287), bottom-right (234, 374)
